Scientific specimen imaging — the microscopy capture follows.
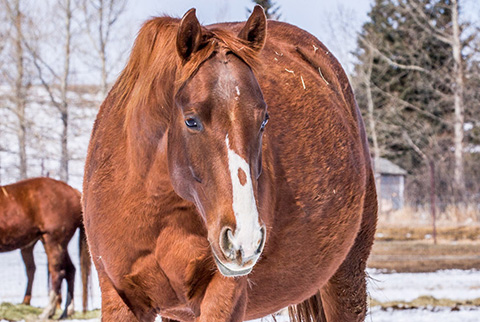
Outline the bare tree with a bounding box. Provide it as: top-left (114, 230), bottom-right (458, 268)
top-left (402, 131), bottom-right (440, 244)
top-left (359, 47), bottom-right (380, 163)
top-left (404, 0), bottom-right (466, 197)
top-left (28, 0), bottom-right (75, 182)
top-left (353, 0), bottom-right (474, 208)
top-left (451, 0), bottom-right (466, 196)
top-left (60, 0), bottom-right (73, 182)
top-left (80, 0), bottom-right (127, 97)
top-left (2, 0), bottom-right (29, 179)
top-left (317, 4), bottom-right (364, 76)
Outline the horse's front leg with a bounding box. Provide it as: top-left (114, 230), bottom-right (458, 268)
top-left (197, 273), bottom-right (247, 322)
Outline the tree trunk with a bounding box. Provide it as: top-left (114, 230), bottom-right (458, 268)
top-left (17, 114), bottom-right (27, 179)
top-left (60, 110), bottom-right (69, 182)
top-left (429, 159), bottom-right (437, 245)
top-left (59, 0), bottom-right (72, 183)
top-left (451, 0), bottom-right (465, 199)
top-left (100, 46), bottom-right (108, 96)
top-left (81, 0), bottom-right (127, 97)
top-left (98, 0), bottom-right (108, 96)
top-left (13, 0), bottom-right (27, 179)
top-left (365, 48), bottom-right (380, 164)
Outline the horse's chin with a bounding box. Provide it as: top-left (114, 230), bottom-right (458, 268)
top-left (212, 252), bottom-right (254, 277)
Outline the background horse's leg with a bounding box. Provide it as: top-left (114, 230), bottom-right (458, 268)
top-left (59, 252), bottom-right (76, 319)
top-left (20, 243), bottom-right (36, 305)
top-left (38, 235), bottom-right (68, 320)
top-left (319, 173), bottom-right (377, 322)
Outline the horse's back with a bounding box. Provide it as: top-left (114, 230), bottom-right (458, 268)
top-left (0, 178), bottom-right (82, 246)
top-left (4, 177), bottom-right (80, 207)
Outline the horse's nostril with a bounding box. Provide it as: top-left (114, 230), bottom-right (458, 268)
top-left (220, 227), bottom-right (237, 260)
top-left (219, 226), bottom-right (266, 261)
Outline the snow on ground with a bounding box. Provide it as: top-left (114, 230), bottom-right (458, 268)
top-left (4, 308), bottom-right (480, 322)
top-left (1, 238), bottom-right (480, 321)
top-left (366, 306), bottom-right (480, 322)
top-left (0, 232), bottom-right (102, 312)
top-left (367, 268), bottom-right (480, 302)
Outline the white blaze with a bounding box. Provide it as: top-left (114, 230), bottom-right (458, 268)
top-left (225, 135), bottom-right (262, 257)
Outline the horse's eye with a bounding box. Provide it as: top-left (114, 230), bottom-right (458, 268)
top-left (185, 117), bottom-right (199, 129)
top-left (260, 113), bottom-right (269, 131)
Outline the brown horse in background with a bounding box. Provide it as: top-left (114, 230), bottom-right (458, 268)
top-left (83, 5), bottom-right (377, 322)
top-left (0, 177), bottom-right (91, 319)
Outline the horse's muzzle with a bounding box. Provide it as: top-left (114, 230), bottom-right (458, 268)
top-left (213, 226), bottom-right (266, 277)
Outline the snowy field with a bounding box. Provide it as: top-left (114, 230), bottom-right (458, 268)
top-left (1, 236), bottom-right (480, 322)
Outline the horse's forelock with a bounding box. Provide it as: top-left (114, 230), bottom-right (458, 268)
top-left (112, 18), bottom-right (262, 124)
top-left (176, 28), bottom-right (261, 86)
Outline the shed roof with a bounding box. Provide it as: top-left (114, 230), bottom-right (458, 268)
top-left (375, 157), bottom-right (407, 176)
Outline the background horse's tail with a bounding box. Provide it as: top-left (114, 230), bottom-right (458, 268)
top-left (288, 291), bottom-right (326, 322)
top-left (79, 223), bottom-right (91, 312)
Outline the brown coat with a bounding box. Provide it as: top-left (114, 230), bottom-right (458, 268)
top-left (83, 6), bottom-right (377, 322)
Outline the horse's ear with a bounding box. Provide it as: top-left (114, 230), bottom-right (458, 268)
top-left (238, 5), bottom-right (267, 52)
top-left (177, 8), bottom-right (202, 61)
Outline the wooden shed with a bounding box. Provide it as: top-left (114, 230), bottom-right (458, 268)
top-left (374, 158), bottom-right (407, 212)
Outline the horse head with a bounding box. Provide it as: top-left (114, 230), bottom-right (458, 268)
top-left (168, 6), bottom-right (268, 277)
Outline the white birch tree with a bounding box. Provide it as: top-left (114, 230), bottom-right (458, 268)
top-left (80, 0), bottom-right (127, 97)
top-left (2, 0), bottom-right (29, 180)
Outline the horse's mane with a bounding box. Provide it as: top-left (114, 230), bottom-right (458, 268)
top-left (108, 16), bottom-right (260, 178)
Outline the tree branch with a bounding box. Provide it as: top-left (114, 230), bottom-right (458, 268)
top-left (359, 36), bottom-right (428, 72)
top-left (403, 0), bottom-right (453, 45)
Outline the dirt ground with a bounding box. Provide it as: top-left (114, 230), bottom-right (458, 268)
top-left (368, 226), bottom-right (480, 272)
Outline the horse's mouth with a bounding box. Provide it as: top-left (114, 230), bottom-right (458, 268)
top-left (212, 252), bottom-right (254, 277)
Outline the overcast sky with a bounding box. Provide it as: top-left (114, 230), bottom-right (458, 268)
top-left (127, 0), bottom-right (372, 28)
top-left (123, 0), bottom-right (373, 73)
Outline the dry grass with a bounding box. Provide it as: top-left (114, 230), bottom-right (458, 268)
top-left (368, 240), bottom-right (480, 272)
top-left (0, 302), bottom-right (100, 321)
top-left (369, 224), bottom-right (480, 272)
top-left (375, 226), bottom-right (480, 241)
top-left (378, 205), bottom-right (480, 228)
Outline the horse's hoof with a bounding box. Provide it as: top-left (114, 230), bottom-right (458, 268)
top-left (22, 295), bottom-right (32, 305)
top-left (38, 312), bottom-right (51, 321)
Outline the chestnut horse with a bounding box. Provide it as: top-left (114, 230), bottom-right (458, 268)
top-left (0, 177), bottom-right (91, 319)
top-left (83, 6), bottom-right (377, 322)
